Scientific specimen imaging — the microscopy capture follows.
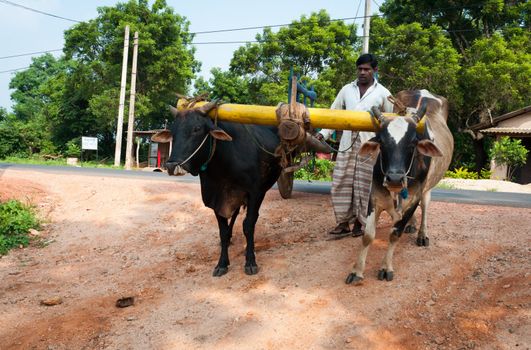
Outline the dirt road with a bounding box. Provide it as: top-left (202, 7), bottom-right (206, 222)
top-left (0, 169), bottom-right (529, 350)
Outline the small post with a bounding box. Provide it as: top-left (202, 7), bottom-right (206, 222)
top-left (125, 31), bottom-right (139, 170)
top-left (135, 137), bottom-right (140, 169)
top-left (114, 25), bottom-right (130, 167)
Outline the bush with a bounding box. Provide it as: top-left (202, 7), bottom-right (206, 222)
top-left (0, 200), bottom-right (39, 255)
top-left (445, 167), bottom-right (491, 180)
top-left (479, 168), bottom-right (492, 179)
top-left (295, 158), bottom-right (334, 181)
top-left (445, 167), bottom-right (479, 179)
top-left (489, 136), bottom-right (528, 180)
top-left (65, 139), bottom-right (81, 158)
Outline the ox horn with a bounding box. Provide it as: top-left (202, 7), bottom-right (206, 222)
top-left (413, 100), bottom-right (428, 133)
top-left (169, 105), bottom-right (178, 118)
top-left (197, 100), bottom-right (218, 115)
top-left (371, 106), bottom-right (386, 127)
top-left (413, 99), bottom-right (427, 123)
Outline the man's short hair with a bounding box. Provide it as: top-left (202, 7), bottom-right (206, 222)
top-left (356, 53), bottom-right (378, 68)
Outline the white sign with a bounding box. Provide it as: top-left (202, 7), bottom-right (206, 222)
top-left (82, 137), bottom-right (98, 150)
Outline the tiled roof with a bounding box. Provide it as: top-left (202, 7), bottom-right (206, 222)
top-left (469, 106), bottom-right (531, 131)
top-left (480, 127), bottom-right (531, 135)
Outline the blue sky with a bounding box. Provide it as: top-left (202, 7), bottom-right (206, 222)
top-left (0, 0), bottom-right (380, 111)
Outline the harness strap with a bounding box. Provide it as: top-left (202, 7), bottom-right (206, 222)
top-left (177, 133), bottom-right (210, 167)
top-left (243, 124), bottom-right (279, 157)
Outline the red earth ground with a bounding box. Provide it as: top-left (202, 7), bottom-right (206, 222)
top-left (0, 168), bottom-right (529, 350)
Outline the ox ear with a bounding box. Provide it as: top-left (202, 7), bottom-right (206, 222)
top-left (359, 140), bottom-right (380, 159)
top-left (151, 130), bottom-right (172, 143)
top-left (209, 128), bottom-right (232, 141)
top-left (417, 139), bottom-right (443, 157)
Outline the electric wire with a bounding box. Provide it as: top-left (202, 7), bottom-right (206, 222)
top-left (0, 0), bottom-right (80, 23)
top-left (0, 49), bottom-right (63, 60)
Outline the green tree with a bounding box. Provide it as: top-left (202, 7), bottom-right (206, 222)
top-left (227, 10), bottom-right (359, 106)
top-left (460, 30), bottom-right (531, 126)
top-left (6, 54), bottom-right (64, 156)
top-left (380, 0), bottom-right (529, 54)
top-left (490, 136), bottom-right (528, 180)
top-left (194, 68), bottom-right (252, 104)
top-left (0, 107), bottom-right (7, 122)
top-left (9, 54), bottom-right (65, 122)
top-left (7, 0), bottom-right (198, 158)
top-left (60, 0), bottom-right (199, 155)
top-left (370, 18), bottom-right (462, 109)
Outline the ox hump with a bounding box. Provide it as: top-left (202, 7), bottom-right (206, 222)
top-left (419, 90), bottom-right (442, 105)
top-left (387, 118), bottom-right (410, 145)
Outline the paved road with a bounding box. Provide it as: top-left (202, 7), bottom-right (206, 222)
top-left (2, 162), bottom-right (530, 208)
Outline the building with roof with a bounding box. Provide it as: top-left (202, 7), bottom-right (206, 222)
top-left (469, 106), bottom-right (531, 184)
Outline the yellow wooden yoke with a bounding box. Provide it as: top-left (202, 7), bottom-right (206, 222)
top-left (177, 99), bottom-right (426, 133)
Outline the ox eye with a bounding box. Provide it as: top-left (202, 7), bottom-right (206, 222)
top-left (193, 126), bottom-right (202, 133)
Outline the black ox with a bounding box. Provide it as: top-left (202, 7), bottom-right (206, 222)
top-left (152, 101), bottom-right (282, 277)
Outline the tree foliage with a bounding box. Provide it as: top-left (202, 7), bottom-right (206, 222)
top-left (194, 68), bottom-right (252, 104)
top-left (380, 0), bottom-right (529, 54)
top-left (370, 18), bottom-right (462, 110)
top-left (460, 29), bottom-right (531, 125)
top-left (6, 0), bottom-right (198, 159)
top-left (489, 136), bottom-right (529, 179)
top-left (223, 10), bottom-right (359, 106)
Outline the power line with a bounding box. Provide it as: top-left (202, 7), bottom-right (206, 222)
top-left (191, 15), bottom-right (368, 35)
top-left (0, 67), bottom-right (29, 74)
top-left (355, 1), bottom-right (362, 20)
top-left (0, 27), bottom-right (478, 63)
top-left (192, 40), bottom-right (258, 45)
top-left (0, 0), bottom-right (80, 23)
top-left (0, 49), bottom-right (63, 60)
top-left (0, 1), bottom-right (486, 35)
top-left (190, 3), bottom-right (484, 35)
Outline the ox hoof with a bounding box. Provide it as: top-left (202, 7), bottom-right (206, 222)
top-left (416, 236), bottom-right (430, 247)
top-left (377, 269), bottom-right (394, 281)
top-left (212, 266), bottom-right (228, 277)
top-left (404, 225), bottom-right (417, 234)
top-left (244, 264), bottom-right (259, 275)
top-left (345, 273), bottom-right (363, 284)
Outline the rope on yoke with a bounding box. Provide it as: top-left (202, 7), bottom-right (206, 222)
top-left (387, 95), bottom-right (408, 115)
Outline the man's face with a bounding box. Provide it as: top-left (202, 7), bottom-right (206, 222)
top-left (357, 63), bottom-right (375, 84)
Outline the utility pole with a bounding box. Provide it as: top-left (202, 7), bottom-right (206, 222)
top-left (114, 25), bottom-right (130, 167)
top-left (362, 0), bottom-right (371, 53)
top-left (125, 31), bottom-right (139, 170)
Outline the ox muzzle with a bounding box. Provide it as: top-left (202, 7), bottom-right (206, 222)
top-left (164, 161), bottom-right (188, 176)
top-left (383, 172), bottom-right (408, 192)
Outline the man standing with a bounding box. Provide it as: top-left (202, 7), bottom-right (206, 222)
top-left (318, 53), bottom-right (393, 237)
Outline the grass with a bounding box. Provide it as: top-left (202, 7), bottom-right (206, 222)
top-left (0, 200), bottom-right (40, 255)
top-left (436, 182), bottom-right (457, 190)
top-left (1, 156), bottom-right (124, 169)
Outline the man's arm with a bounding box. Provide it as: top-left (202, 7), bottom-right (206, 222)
top-left (380, 86), bottom-right (394, 113)
top-left (382, 94), bottom-right (394, 113)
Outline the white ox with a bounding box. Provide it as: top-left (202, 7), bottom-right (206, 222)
top-left (345, 89), bottom-right (454, 283)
